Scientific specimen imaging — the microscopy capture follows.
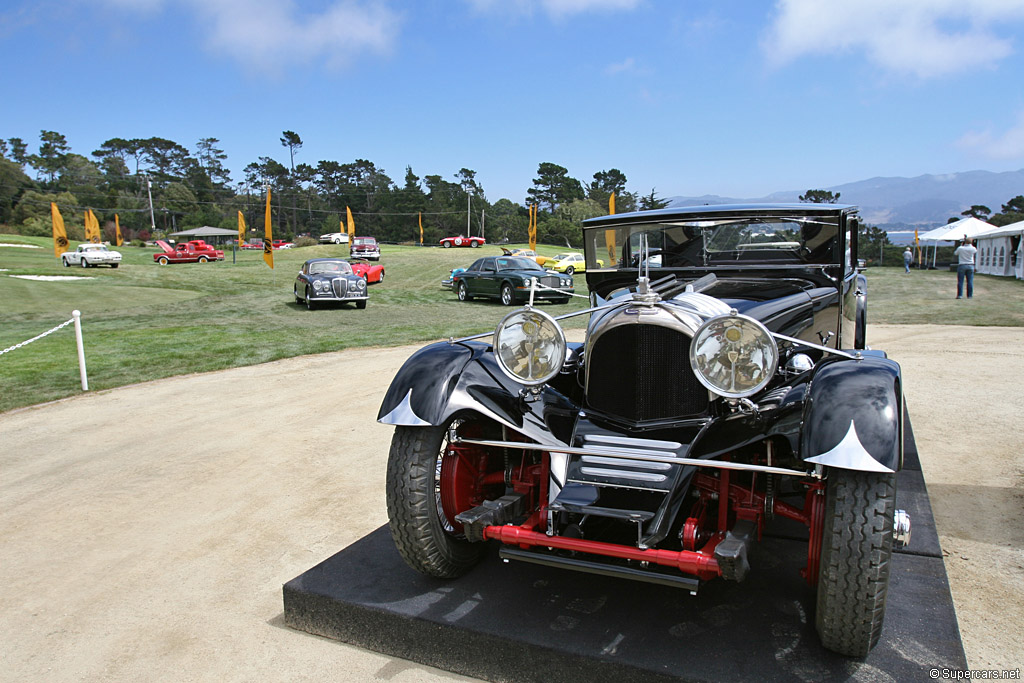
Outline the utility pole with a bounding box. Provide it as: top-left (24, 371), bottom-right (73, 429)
top-left (146, 176), bottom-right (156, 233)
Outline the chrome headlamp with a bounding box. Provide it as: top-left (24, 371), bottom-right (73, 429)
top-left (689, 313), bottom-right (778, 399)
top-left (494, 308), bottom-right (567, 386)
top-left (313, 280), bottom-right (324, 291)
top-left (356, 278), bottom-right (366, 289)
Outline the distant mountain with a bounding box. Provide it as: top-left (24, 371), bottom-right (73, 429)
top-left (667, 169), bottom-right (1024, 229)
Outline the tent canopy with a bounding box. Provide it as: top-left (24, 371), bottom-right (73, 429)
top-left (975, 220), bottom-right (1024, 240)
top-left (169, 226), bottom-right (239, 237)
top-left (918, 216), bottom-right (996, 242)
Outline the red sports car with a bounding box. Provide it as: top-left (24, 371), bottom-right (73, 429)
top-left (349, 258), bottom-right (385, 284)
top-left (153, 239), bottom-right (225, 264)
top-left (439, 235), bottom-right (485, 248)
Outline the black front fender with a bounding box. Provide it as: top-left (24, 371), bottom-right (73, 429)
top-left (377, 340), bottom-right (577, 446)
top-left (802, 356), bottom-right (902, 473)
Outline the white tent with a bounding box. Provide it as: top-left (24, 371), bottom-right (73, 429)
top-left (975, 220), bottom-right (1024, 279)
top-left (918, 216), bottom-right (998, 268)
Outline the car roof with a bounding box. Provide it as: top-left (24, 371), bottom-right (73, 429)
top-left (582, 203), bottom-right (856, 229)
top-left (305, 257), bottom-right (349, 264)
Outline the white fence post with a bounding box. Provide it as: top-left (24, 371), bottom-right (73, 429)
top-left (72, 310), bottom-right (89, 391)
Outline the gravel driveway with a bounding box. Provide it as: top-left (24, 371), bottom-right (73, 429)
top-left (1, 325), bottom-right (1021, 680)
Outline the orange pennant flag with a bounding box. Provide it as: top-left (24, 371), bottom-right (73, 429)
top-left (115, 214), bottom-right (123, 246)
top-left (263, 188), bottom-right (274, 269)
top-left (238, 211), bottom-right (246, 247)
top-left (528, 204), bottom-right (537, 252)
top-left (419, 212), bottom-right (423, 246)
top-left (84, 210), bottom-right (101, 243)
top-left (346, 206), bottom-right (355, 244)
top-left (609, 192), bottom-right (616, 215)
top-left (51, 203), bottom-right (69, 257)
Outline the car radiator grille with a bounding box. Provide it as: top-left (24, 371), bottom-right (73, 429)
top-left (539, 275), bottom-right (561, 288)
top-left (332, 279), bottom-right (347, 297)
top-left (586, 324), bottom-right (708, 422)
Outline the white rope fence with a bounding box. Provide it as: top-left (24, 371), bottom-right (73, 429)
top-left (528, 279), bottom-right (591, 306)
top-left (0, 310), bottom-right (89, 390)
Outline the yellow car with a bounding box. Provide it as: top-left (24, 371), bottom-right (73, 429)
top-left (548, 252), bottom-right (588, 275)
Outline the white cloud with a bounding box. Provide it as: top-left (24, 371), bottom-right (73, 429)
top-left (957, 111), bottom-right (1024, 160)
top-left (99, 0), bottom-right (401, 72)
top-left (762, 0), bottom-right (1024, 79)
top-left (604, 57), bottom-right (635, 75)
top-left (466, 0), bottom-right (641, 20)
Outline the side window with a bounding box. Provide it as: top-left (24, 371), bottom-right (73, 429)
top-left (468, 259), bottom-right (484, 271)
top-left (483, 259), bottom-right (497, 272)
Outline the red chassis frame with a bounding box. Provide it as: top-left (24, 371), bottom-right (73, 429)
top-left (442, 443), bottom-right (827, 587)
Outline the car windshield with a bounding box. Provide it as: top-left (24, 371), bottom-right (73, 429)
top-left (496, 257), bottom-right (544, 272)
top-left (309, 260), bottom-right (352, 275)
top-left (354, 238), bottom-right (375, 245)
top-left (585, 216), bottom-right (841, 270)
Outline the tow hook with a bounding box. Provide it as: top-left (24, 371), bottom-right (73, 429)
top-left (893, 509), bottom-right (911, 548)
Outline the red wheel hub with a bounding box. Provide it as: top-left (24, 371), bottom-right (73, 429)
top-left (439, 443), bottom-right (498, 532)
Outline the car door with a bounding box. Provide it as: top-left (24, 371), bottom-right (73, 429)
top-left (477, 258), bottom-right (500, 298)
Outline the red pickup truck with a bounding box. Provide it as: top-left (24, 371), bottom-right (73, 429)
top-left (153, 239), bottom-right (225, 265)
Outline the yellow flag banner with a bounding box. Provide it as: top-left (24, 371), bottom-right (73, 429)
top-left (115, 214), bottom-right (123, 246)
top-left (528, 205), bottom-right (537, 252)
top-left (605, 229), bottom-right (617, 266)
top-left (238, 211), bottom-right (246, 247)
top-left (419, 212), bottom-right (423, 245)
top-left (263, 189), bottom-right (274, 269)
top-left (85, 210), bottom-right (101, 243)
top-left (346, 206), bottom-right (355, 243)
top-left (609, 192), bottom-right (616, 215)
top-left (51, 203), bottom-right (69, 257)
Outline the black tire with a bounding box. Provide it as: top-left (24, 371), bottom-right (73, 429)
top-left (334, 237), bottom-right (342, 244)
top-left (294, 286), bottom-right (302, 304)
top-left (442, 241), bottom-right (451, 248)
top-left (80, 258), bottom-right (89, 268)
top-left (554, 297), bottom-right (570, 304)
top-left (470, 240), bottom-right (480, 248)
top-left (385, 419), bottom-right (501, 578)
top-left (816, 469), bottom-right (896, 657)
top-left (62, 258), bottom-right (70, 268)
top-left (111, 263), bottom-right (119, 268)
top-left (457, 281), bottom-right (472, 301)
top-left (500, 283), bottom-right (515, 306)
top-left (305, 286), bottom-right (316, 310)
top-left (566, 266), bottom-right (574, 275)
top-left (158, 256), bottom-right (169, 265)
top-left (356, 299), bottom-right (367, 309)
top-left (378, 269), bottom-right (385, 283)
top-left (198, 255), bottom-right (209, 263)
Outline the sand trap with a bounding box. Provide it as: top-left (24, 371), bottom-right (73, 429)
top-left (9, 275), bottom-right (94, 281)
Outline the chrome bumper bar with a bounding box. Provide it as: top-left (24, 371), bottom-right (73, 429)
top-left (453, 437), bottom-right (818, 478)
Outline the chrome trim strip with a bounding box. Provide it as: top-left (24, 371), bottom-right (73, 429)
top-left (580, 455), bottom-right (673, 471)
top-left (454, 437), bottom-right (818, 478)
top-left (580, 467), bottom-right (667, 482)
top-left (583, 434), bottom-right (683, 450)
top-left (581, 444), bottom-right (680, 458)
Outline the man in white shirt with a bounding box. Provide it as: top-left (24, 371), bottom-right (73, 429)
top-left (954, 238), bottom-right (977, 299)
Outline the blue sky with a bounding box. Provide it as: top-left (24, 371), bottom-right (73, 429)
top-left (2, 0), bottom-right (1024, 203)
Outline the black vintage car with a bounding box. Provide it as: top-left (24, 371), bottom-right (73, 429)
top-left (378, 204), bottom-right (911, 657)
top-left (294, 258), bottom-right (368, 310)
top-left (452, 255), bottom-right (574, 305)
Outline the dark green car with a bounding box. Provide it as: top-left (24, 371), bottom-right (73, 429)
top-left (452, 256), bottom-right (574, 305)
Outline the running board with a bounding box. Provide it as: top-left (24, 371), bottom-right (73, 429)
top-left (499, 547), bottom-right (701, 592)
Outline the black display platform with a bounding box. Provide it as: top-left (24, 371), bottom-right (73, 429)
top-left (284, 413), bottom-right (966, 682)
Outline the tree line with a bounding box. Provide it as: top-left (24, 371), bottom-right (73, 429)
top-left (0, 130), bottom-right (670, 246)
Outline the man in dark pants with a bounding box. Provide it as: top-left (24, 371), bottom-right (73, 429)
top-left (954, 238), bottom-right (977, 299)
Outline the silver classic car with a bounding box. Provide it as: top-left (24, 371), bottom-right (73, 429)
top-left (62, 243), bottom-right (122, 268)
top-left (378, 204), bottom-right (911, 657)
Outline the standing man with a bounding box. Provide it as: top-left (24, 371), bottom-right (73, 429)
top-left (903, 247), bottom-right (913, 273)
top-left (954, 237), bottom-right (977, 299)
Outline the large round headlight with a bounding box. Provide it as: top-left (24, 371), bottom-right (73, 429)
top-left (313, 280), bottom-right (324, 291)
top-left (494, 308), bottom-right (566, 386)
top-left (689, 314), bottom-right (778, 399)
top-left (356, 278), bottom-right (366, 289)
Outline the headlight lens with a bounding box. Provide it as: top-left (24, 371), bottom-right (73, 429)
top-left (494, 308), bottom-right (566, 386)
top-left (356, 278), bottom-right (366, 289)
top-left (313, 280), bottom-right (324, 291)
top-left (689, 314), bottom-right (778, 398)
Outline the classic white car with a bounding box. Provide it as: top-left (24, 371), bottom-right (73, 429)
top-left (62, 243), bottom-right (122, 268)
top-left (318, 232), bottom-right (350, 244)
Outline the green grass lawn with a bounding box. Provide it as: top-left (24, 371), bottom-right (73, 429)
top-left (2, 236), bottom-right (1022, 413)
top-left (0, 237), bottom-right (591, 412)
